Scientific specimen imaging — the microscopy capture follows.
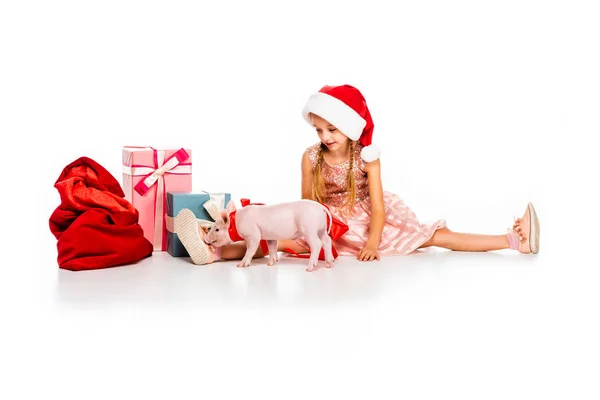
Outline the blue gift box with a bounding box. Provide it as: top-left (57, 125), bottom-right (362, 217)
top-left (166, 192), bottom-right (231, 257)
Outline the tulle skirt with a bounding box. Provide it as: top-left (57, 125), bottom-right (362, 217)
top-left (296, 191), bottom-right (447, 256)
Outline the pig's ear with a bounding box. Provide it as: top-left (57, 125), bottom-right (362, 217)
top-left (225, 199), bottom-right (236, 214)
top-left (220, 209), bottom-right (229, 225)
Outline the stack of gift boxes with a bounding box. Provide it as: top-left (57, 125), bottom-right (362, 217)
top-left (122, 145), bottom-right (230, 257)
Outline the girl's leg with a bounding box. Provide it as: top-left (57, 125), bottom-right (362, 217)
top-left (420, 202), bottom-right (540, 253)
top-left (220, 239), bottom-right (309, 260)
top-left (419, 227), bottom-right (510, 251)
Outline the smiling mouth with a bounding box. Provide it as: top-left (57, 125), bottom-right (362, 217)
top-left (325, 142), bottom-right (336, 146)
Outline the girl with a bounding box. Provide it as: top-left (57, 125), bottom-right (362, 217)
top-left (174, 84), bottom-right (540, 265)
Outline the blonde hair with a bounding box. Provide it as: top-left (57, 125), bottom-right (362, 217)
top-left (312, 141), bottom-right (357, 213)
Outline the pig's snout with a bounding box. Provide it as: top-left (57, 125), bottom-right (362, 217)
top-left (204, 233), bottom-right (216, 244)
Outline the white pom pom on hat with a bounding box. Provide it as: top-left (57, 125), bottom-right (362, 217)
top-left (359, 142), bottom-right (381, 163)
top-left (302, 84), bottom-right (381, 162)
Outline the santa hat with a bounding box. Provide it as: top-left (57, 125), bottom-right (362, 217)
top-left (302, 84), bottom-right (380, 162)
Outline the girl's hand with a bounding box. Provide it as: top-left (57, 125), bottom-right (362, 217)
top-left (357, 244), bottom-right (381, 262)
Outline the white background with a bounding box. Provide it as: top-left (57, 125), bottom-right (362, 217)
top-left (1, 1), bottom-right (599, 399)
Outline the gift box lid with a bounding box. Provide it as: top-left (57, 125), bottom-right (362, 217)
top-left (166, 192), bottom-right (231, 219)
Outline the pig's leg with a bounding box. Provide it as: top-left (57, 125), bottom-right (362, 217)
top-left (266, 240), bottom-right (278, 266)
top-left (238, 237), bottom-right (260, 268)
top-left (304, 234), bottom-right (322, 272)
top-left (319, 231), bottom-right (334, 268)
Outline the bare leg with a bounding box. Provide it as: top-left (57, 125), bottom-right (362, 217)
top-left (419, 227), bottom-right (510, 252)
top-left (220, 242), bottom-right (259, 260)
top-left (220, 239), bottom-right (309, 260)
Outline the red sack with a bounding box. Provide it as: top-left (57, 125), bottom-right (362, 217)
top-left (49, 157), bottom-right (153, 271)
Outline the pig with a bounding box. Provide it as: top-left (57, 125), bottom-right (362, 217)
top-left (204, 199), bottom-right (335, 272)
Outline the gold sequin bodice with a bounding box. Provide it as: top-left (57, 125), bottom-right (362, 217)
top-left (306, 142), bottom-right (369, 207)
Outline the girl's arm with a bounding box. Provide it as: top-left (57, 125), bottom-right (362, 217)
top-left (365, 159), bottom-right (385, 250)
top-left (301, 151), bottom-right (314, 200)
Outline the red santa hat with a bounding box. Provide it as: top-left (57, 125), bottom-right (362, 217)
top-left (302, 84), bottom-right (380, 162)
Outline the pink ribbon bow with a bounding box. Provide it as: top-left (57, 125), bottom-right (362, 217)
top-left (123, 147), bottom-right (191, 250)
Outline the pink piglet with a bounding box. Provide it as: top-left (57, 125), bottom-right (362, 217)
top-left (205, 199), bottom-right (335, 272)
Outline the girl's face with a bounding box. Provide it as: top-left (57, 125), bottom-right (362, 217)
top-left (310, 113), bottom-right (350, 152)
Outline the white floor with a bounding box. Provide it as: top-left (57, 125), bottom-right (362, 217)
top-left (53, 248), bottom-right (544, 310)
top-left (5, 223), bottom-right (598, 399)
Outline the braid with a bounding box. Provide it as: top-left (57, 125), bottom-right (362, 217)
top-left (313, 141), bottom-right (357, 214)
top-left (343, 141), bottom-right (357, 213)
top-left (312, 143), bottom-right (327, 203)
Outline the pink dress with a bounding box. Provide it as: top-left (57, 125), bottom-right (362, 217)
top-left (298, 142), bottom-right (447, 256)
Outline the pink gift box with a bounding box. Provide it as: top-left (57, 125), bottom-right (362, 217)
top-left (122, 146), bottom-right (192, 251)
